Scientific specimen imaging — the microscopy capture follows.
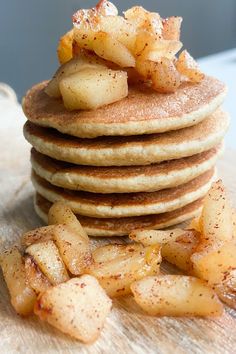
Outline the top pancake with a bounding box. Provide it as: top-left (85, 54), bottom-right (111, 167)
top-left (22, 76), bottom-right (226, 138)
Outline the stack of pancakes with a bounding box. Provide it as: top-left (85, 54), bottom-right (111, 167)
top-left (22, 76), bottom-right (229, 236)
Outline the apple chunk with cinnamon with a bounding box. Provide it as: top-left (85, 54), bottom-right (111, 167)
top-left (59, 68), bottom-right (128, 110)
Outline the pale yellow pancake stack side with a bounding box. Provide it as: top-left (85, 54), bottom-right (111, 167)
top-left (23, 76), bottom-right (229, 236)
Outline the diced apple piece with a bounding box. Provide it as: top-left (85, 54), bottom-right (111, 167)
top-left (23, 223), bottom-right (92, 276)
top-left (131, 275), bottom-right (223, 317)
top-left (92, 243), bottom-right (142, 263)
top-left (151, 58), bottom-right (182, 93)
top-left (124, 6), bottom-right (150, 28)
top-left (135, 30), bottom-right (182, 61)
top-left (25, 256), bottom-right (51, 294)
top-left (95, 0), bottom-right (118, 16)
top-left (34, 276), bottom-right (112, 343)
top-left (72, 5), bottom-right (103, 51)
top-left (191, 240), bottom-right (236, 307)
top-left (48, 201), bottom-right (89, 243)
top-left (201, 180), bottom-right (233, 243)
top-left (129, 228), bottom-right (185, 245)
top-left (93, 31), bottom-right (135, 67)
top-left (141, 12), bottom-right (163, 36)
top-left (0, 248), bottom-right (36, 315)
top-left (45, 55), bottom-right (106, 98)
top-left (59, 67), bottom-right (128, 110)
top-left (21, 225), bottom-right (58, 247)
top-left (99, 15), bottom-right (136, 51)
top-left (73, 28), bottom-right (96, 51)
top-left (57, 29), bottom-right (74, 65)
top-left (25, 240), bottom-right (69, 285)
top-left (176, 50), bottom-right (205, 83)
top-left (191, 240), bottom-right (236, 285)
top-left (136, 58), bottom-right (182, 93)
top-left (162, 230), bottom-right (199, 271)
top-left (162, 17), bottom-right (182, 40)
top-left (146, 40), bottom-right (182, 62)
top-left (125, 6), bottom-right (163, 35)
top-left (72, 8), bottom-right (100, 31)
top-left (215, 268), bottom-right (236, 309)
top-left (52, 225), bottom-right (93, 275)
top-left (135, 59), bottom-right (153, 79)
top-left (86, 244), bottom-right (161, 297)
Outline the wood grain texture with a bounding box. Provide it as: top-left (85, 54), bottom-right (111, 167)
top-left (0, 100), bottom-right (235, 354)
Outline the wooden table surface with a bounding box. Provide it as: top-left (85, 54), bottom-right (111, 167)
top-left (0, 96), bottom-right (236, 354)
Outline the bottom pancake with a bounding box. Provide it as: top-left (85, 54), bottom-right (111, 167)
top-left (34, 193), bottom-right (203, 237)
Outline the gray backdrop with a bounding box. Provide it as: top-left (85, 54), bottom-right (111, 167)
top-left (1, 0), bottom-right (236, 98)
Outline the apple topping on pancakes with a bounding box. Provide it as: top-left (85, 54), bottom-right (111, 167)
top-left (46, 0), bottom-right (204, 110)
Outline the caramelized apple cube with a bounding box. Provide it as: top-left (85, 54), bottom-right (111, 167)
top-left (151, 57), bottom-right (182, 93)
top-left (162, 17), bottom-right (182, 40)
top-left (57, 29), bottom-right (74, 65)
top-left (59, 67), bottom-right (128, 110)
top-left (93, 31), bottom-right (136, 68)
top-left (176, 50), bottom-right (205, 83)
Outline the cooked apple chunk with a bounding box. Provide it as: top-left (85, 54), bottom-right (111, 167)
top-left (34, 276), bottom-right (112, 343)
top-left (124, 6), bottom-right (150, 28)
top-left (144, 39), bottom-right (182, 62)
top-left (52, 225), bottom-right (93, 275)
top-left (48, 201), bottom-right (89, 243)
top-left (25, 240), bottom-right (69, 285)
top-left (134, 31), bottom-right (182, 61)
top-left (215, 268), bottom-right (236, 309)
top-left (73, 28), bottom-right (96, 52)
top-left (23, 223), bottom-right (93, 276)
top-left (136, 58), bottom-right (182, 93)
top-left (0, 248), bottom-right (36, 315)
top-left (45, 55), bottom-right (106, 98)
top-left (86, 244), bottom-right (161, 297)
top-left (99, 16), bottom-right (136, 52)
top-left (72, 1), bottom-right (118, 51)
top-left (21, 225), bottom-right (58, 247)
top-left (191, 240), bottom-right (236, 286)
top-left (129, 228), bottom-right (185, 245)
top-left (124, 6), bottom-right (163, 36)
top-left (95, 0), bottom-right (118, 16)
top-left (131, 275), bottom-right (223, 317)
top-left (25, 255), bottom-right (51, 294)
top-left (162, 231), bottom-right (199, 271)
top-left (130, 227), bottom-right (200, 272)
top-left (57, 29), bottom-right (74, 65)
top-left (191, 240), bottom-right (236, 308)
top-left (162, 16), bottom-right (183, 40)
top-left (151, 58), bottom-right (182, 93)
top-left (176, 50), bottom-right (205, 83)
top-left (201, 179), bottom-right (233, 244)
top-left (59, 67), bottom-right (128, 110)
top-left (93, 31), bottom-right (136, 67)
top-left (92, 243), bottom-right (142, 263)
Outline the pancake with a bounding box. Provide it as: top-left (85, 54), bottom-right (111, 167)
top-left (24, 110), bottom-right (229, 166)
top-left (34, 193), bottom-right (203, 236)
top-left (31, 145), bottom-right (222, 193)
top-left (31, 168), bottom-right (214, 218)
top-left (22, 76), bottom-right (226, 138)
